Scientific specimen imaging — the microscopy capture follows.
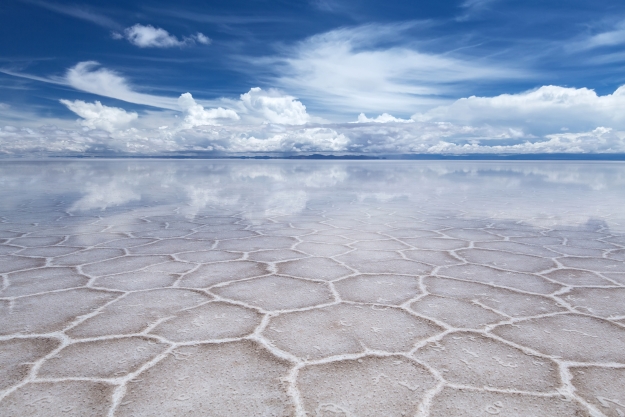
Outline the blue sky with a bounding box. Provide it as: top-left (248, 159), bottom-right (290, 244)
top-left (1, 0), bottom-right (625, 155)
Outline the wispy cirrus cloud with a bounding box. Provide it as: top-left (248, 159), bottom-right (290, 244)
top-left (64, 61), bottom-right (181, 109)
top-left (24, 0), bottom-right (121, 29)
top-left (563, 18), bottom-right (625, 58)
top-left (575, 20), bottom-right (625, 50)
top-left (456, 0), bottom-right (499, 21)
top-left (0, 62), bottom-right (180, 110)
top-left (146, 7), bottom-right (288, 25)
top-left (261, 23), bottom-right (529, 118)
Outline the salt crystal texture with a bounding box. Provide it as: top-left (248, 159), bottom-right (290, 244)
top-left (1, 160), bottom-right (625, 416)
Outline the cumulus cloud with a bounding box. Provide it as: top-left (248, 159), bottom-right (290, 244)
top-left (171, 87), bottom-right (311, 126)
top-left (116, 24), bottom-right (211, 48)
top-left (178, 93), bottom-right (239, 127)
top-left (239, 87), bottom-right (310, 125)
top-left (4, 78), bottom-right (625, 156)
top-left (356, 113), bottom-right (413, 123)
top-left (60, 99), bottom-right (138, 132)
top-left (413, 85), bottom-right (625, 135)
top-left (53, 87), bottom-right (308, 133)
top-left (426, 127), bottom-right (625, 154)
top-left (3, 117), bottom-right (624, 157)
top-left (226, 126), bottom-right (349, 152)
top-left (59, 64), bottom-right (308, 125)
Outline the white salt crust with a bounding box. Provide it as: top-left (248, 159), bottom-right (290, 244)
top-left (1, 161), bottom-right (625, 417)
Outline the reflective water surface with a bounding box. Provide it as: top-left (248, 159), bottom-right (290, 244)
top-left (1, 160), bottom-right (625, 416)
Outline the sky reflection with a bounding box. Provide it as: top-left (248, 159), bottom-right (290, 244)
top-left (1, 160), bottom-right (624, 231)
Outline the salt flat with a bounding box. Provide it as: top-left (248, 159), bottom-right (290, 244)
top-left (1, 160), bottom-right (625, 416)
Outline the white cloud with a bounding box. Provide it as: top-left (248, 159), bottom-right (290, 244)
top-left (413, 85), bottom-right (625, 135)
top-left (574, 20), bottom-right (625, 50)
top-left (3, 79), bottom-right (625, 157)
top-left (356, 113), bottom-right (413, 123)
top-left (239, 87), bottom-right (310, 125)
top-left (59, 65), bottom-right (306, 125)
top-left (425, 127), bottom-right (625, 154)
top-left (124, 24), bottom-right (182, 48)
top-left (60, 99), bottom-right (138, 132)
top-left (65, 61), bottom-right (179, 110)
top-left (178, 93), bottom-right (239, 127)
top-left (266, 23), bottom-right (527, 117)
top-left (118, 24), bottom-right (211, 48)
top-left (54, 87), bottom-right (308, 133)
top-left (3, 117), bottom-right (624, 157)
top-left (225, 126), bottom-right (349, 152)
top-left (194, 33), bottom-right (211, 45)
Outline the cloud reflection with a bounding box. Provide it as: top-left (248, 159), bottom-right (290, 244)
top-left (0, 161), bottom-right (624, 231)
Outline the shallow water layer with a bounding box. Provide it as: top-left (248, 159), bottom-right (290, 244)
top-left (1, 160), bottom-right (625, 417)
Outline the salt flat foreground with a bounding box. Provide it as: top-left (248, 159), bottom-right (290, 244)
top-left (1, 160), bottom-right (625, 417)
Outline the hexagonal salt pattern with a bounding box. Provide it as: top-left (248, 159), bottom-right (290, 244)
top-left (298, 355), bottom-right (437, 416)
top-left (149, 301), bottom-right (263, 341)
top-left (37, 336), bottom-right (168, 379)
top-left (116, 340), bottom-right (294, 417)
top-left (265, 303), bottom-right (443, 360)
top-left (492, 314), bottom-right (625, 363)
top-left (570, 366), bottom-right (625, 417)
top-left (0, 338), bottom-right (60, 390)
top-left (427, 388), bottom-right (591, 416)
top-left (2, 160), bottom-right (625, 417)
top-left (213, 275), bottom-right (335, 311)
top-left (413, 332), bottom-right (561, 391)
top-left (1, 381), bottom-right (115, 417)
top-left (66, 288), bottom-right (211, 338)
top-left (333, 274), bottom-right (421, 305)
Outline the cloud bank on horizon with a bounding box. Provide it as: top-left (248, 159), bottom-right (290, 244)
top-left (1, 0), bottom-right (625, 156)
